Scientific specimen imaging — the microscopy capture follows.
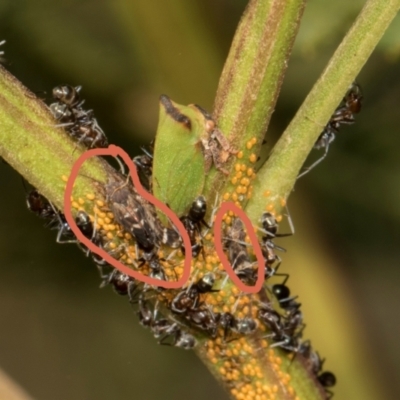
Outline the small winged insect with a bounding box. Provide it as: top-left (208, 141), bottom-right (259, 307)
top-left (105, 171), bottom-right (181, 264)
top-left (180, 196), bottom-right (209, 258)
top-left (50, 84), bottom-right (108, 149)
top-left (298, 82), bottom-right (363, 178)
top-left (224, 218), bottom-right (256, 285)
top-left (105, 174), bottom-right (160, 259)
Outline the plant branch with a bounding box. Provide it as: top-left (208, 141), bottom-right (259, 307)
top-left (204, 0), bottom-right (305, 200)
top-left (246, 0), bottom-right (400, 221)
top-left (0, 65), bottom-right (108, 211)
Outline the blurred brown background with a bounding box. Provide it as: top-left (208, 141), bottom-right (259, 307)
top-left (0, 0), bottom-right (399, 399)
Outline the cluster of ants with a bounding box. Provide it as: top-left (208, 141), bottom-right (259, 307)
top-left (21, 82), bottom-right (364, 399)
top-left (50, 84), bottom-right (108, 149)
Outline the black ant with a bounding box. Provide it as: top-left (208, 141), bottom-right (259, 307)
top-left (258, 302), bottom-right (283, 335)
top-left (218, 312), bottom-right (257, 340)
top-left (54, 210), bottom-right (94, 243)
top-left (258, 301), bottom-right (302, 353)
top-left (259, 212), bottom-right (294, 266)
top-left (26, 188), bottom-right (101, 256)
top-left (258, 272), bottom-right (305, 353)
top-left (170, 274), bottom-right (218, 336)
top-left (98, 267), bottom-right (139, 300)
top-left (299, 341), bottom-right (323, 374)
top-left (318, 371), bottom-right (336, 399)
top-left (170, 273), bottom-right (216, 314)
top-left (185, 304), bottom-right (218, 337)
top-left (50, 84), bottom-right (108, 149)
top-left (271, 276), bottom-right (302, 318)
top-left (158, 324), bottom-right (197, 349)
top-left (136, 294), bottom-right (197, 349)
top-left (52, 85), bottom-right (82, 107)
top-left (26, 189), bottom-right (57, 226)
top-left (137, 295), bottom-right (155, 327)
top-left (180, 196), bottom-right (210, 258)
top-left (147, 258), bottom-right (168, 284)
top-left (298, 82), bottom-right (363, 178)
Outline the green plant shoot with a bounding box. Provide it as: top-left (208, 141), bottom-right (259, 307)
top-left (152, 95), bottom-right (216, 219)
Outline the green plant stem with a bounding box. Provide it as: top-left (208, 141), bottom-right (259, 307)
top-left (246, 0), bottom-right (400, 221)
top-left (0, 65), bottom-right (108, 211)
top-left (213, 0), bottom-right (305, 145)
top-left (205, 0), bottom-right (305, 203)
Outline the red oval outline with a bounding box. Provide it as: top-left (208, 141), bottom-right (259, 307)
top-left (63, 144), bottom-right (192, 289)
top-left (214, 202), bottom-right (265, 293)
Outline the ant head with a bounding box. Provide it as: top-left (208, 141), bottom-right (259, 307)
top-left (52, 84), bottom-right (81, 106)
top-left (49, 102), bottom-right (72, 121)
top-left (75, 211), bottom-right (93, 238)
top-left (261, 212), bottom-right (278, 235)
top-left (196, 273), bottom-right (215, 293)
top-left (236, 317), bottom-right (257, 334)
top-left (318, 371), bottom-right (336, 388)
top-left (272, 283), bottom-right (290, 301)
top-left (189, 195), bottom-right (207, 221)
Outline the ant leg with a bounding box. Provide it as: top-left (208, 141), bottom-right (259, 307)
top-left (283, 204), bottom-right (295, 236)
top-left (141, 146), bottom-right (153, 159)
top-left (98, 267), bottom-right (116, 288)
top-left (54, 121), bottom-right (75, 129)
top-left (127, 280), bottom-right (140, 303)
top-left (220, 273), bottom-right (230, 290)
top-left (297, 138), bottom-right (332, 179)
top-left (0, 39), bottom-right (5, 58)
top-left (53, 215), bottom-right (77, 245)
top-left (81, 213), bottom-right (98, 257)
top-left (158, 323), bottom-right (179, 346)
top-left (117, 156), bottom-right (127, 175)
top-left (265, 258), bottom-right (282, 280)
top-left (207, 194), bottom-right (220, 229)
